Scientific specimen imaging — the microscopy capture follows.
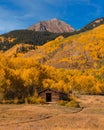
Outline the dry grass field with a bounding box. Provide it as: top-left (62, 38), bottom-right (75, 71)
top-left (0, 95), bottom-right (104, 130)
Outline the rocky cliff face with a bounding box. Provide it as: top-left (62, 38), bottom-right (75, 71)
top-left (28, 18), bottom-right (74, 33)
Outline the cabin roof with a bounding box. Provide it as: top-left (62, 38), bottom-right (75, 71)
top-left (38, 88), bottom-right (67, 95)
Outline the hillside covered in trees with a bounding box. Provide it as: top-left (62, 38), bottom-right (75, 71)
top-left (0, 17), bottom-right (104, 51)
top-left (0, 30), bottom-right (61, 51)
top-left (0, 54), bottom-right (104, 102)
top-left (22, 24), bottom-right (104, 70)
top-left (0, 23), bottom-right (104, 102)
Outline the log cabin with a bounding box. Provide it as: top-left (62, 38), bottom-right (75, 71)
top-left (38, 88), bottom-right (68, 102)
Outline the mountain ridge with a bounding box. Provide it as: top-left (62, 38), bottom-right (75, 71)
top-left (28, 18), bottom-right (75, 33)
top-left (1, 17), bottom-right (104, 102)
top-left (21, 24), bottom-right (104, 70)
top-left (0, 17), bottom-right (104, 51)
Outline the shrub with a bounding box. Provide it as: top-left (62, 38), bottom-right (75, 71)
top-left (2, 100), bottom-right (14, 104)
top-left (65, 100), bottom-right (80, 108)
top-left (1, 99), bottom-right (6, 104)
top-left (13, 98), bottom-right (19, 104)
top-left (57, 100), bottom-right (68, 106)
top-left (69, 94), bottom-right (77, 101)
top-left (36, 97), bottom-right (46, 104)
top-left (27, 96), bottom-right (45, 104)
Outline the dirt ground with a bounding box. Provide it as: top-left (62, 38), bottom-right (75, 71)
top-left (0, 95), bottom-right (104, 130)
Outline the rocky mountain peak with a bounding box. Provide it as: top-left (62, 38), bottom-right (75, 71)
top-left (28, 18), bottom-right (75, 33)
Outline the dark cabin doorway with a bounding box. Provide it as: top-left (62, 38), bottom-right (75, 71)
top-left (46, 93), bottom-right (52, 102)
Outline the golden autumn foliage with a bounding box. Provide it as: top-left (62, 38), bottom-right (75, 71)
top-left (1, 25), bottom-right (104, 101)
top-left (0, 52), bottom-right (104, 101)
top-left (17, 24), bottom-right (104, 70)
top-left (4, 44), bottom-right (35, 57)
top-left (0, 36), bottom-right (15, 43)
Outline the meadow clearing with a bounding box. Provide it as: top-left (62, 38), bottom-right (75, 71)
top-left (0, 95), bottom-right (104, 130)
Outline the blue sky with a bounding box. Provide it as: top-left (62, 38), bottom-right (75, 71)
top-left (0, 0), bottom-right (104, 34)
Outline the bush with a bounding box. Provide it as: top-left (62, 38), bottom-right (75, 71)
top-left (69, 94), bottom-right (77, 101)
top-left (1, 100), bottom-right (14, 104)
top-left (27, 96), bottom-right (45, 104)
top-left (36, 97), bottom-right (46, 104)
top-left (57, 100), bottom-right (68, 106)
top-left (13, 98), bottom-right (19, 104)
top-left (65, 100), bottom-right (80, 108)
